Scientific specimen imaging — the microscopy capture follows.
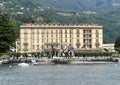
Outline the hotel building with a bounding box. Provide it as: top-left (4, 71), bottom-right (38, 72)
top-left (20, 23), bottom-right (103, 52)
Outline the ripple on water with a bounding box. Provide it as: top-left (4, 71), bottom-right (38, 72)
top-left (0, 64), bottom-right (120, 85)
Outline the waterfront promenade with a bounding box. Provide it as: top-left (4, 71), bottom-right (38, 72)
top-left (0, 56), bottom-right (119, 65)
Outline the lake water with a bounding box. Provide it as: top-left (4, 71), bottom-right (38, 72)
top-left (0, 63), bottom-right (120, 85)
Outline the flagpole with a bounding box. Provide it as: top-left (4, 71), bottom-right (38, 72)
top-left (9, 46), bottom-right (12, 57)
top-left (9, 48), bottom-right (11, 57)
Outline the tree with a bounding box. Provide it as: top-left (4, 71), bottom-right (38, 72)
top-left (114, 37), bottom-right (120, 53)
top-left (0, 14), bottom-right (16, 53)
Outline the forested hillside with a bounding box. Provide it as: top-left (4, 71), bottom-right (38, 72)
top-left (1, 0), bottom-right (120, 43)
top-left (38, 0), bottom-right (120, 13)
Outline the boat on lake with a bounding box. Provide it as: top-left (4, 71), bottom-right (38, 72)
top-left (18, 63), bottom-right (29, 67)
top-left (31, 58), bottom-right (38, 65)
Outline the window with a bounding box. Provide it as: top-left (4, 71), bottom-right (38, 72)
top-left (61, 34), bottom-right (62, 38)
top-left (61, 40), bottom-right (62, 43)
top-left (77, 34), bottom-right (79, 37)
top-left (65, 34), bottom-right (67, 38)
top-left (32, 34), bottom-right (35, 39)
top-left (51, 30), bottom-right (53, 34)
top-left (89, 34), bottom-right (91, 38)
top-left (76, 30), bottom-right (79, 34)
top-left (84, 34), bottom-right (91, 38)
top-left (95, 40), bottom-right (99, 48)
top-left (46, 30), bottom-right (49, 34)
top-left (65, 39), bottom-right (67, 43)
top-left (32, 39), bottom-right (34, 43)
top-left (83, 30), bottom-right (86, 33)
top-left (56, 39), bottom-right (58, 43)
top-left (96, 30), bottom-right (99, 34)
top-left (52, 39), bottom-right (53, 43)
top-left (37, 29), bottom-right (39, 34)
top-left (42, 29), bottom-right (44, 34)
top-left (42, 39), bottom-right (44, 43)
top-left (96, 39), bottom-right (99, 42)
top-left (37, 39), bottom-right (39, 43)
top-left (24, 39), bottom-right (27, 42)
top-left (39, 30), bottom-right (41, 34)
top-left (96, 34), bottom-right (99, 38)
top-left (24, 33), bottom-right (27, 39)
top-left (24, 45), bottom-right (28, 51)
top-left (56, 34), bottom-right (58, 38)
top-left (51, 34), bottom-right (53, 38)
top-left (76, 30), bottom-right (80, 38)
top-left (88, 30), bottom-right (91, 33)
top-left (32, 45), bottom-right (34, 49)
top-left (70, 34), bottom-right (72, 38)
top-left (32, 29), bottom-right (34, 34)
top-left (70, 39), bottom-right (71, 43)
top-left (47, 34), bottom-right (48, 38)
top-left (42, 34), bottom-right (44, 38)
top-left (77, 45), bottom-right (79, 48)
top-left (37, 34), bottom-right (39, 38)
top-left (56, 30), bottom-right (58, 34)
top-left (83, 30), bottom-right (91, 34)
top-left (47, 39), bottom-right (48, 43)
top-left (77, 39), bottom-right (79, 42)
top-left (65, 30), bottom-right (67, 34)
top-left (70, 30), bottom-right (72, 34)
top-left (24, 29), bottom-right (28, 34)
top-left (61, 30), bottom-right (62, 34)
top-left (83, 39), bottom-right (92, 48)
top-left (42, 45), bottom-right (44, 49)
top-left (37, 45), bottom-right (39, 48)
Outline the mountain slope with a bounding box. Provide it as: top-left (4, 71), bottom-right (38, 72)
top-left (38, 0), bottom-right (120, 13)
top-left (1, 0), bottom-right (120, 43)
top-left (0, 0), bottom-right (43, 14)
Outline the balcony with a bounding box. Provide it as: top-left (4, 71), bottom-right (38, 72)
top-left (76, 42), bottom-right (81, 45)
top-left (74, 48), bottom-right (102, 52)
top-left (23, 42), bottom-right (28, 45)
top-left (95, 42), bottom-right (100, 46)
top-left (23, 48), bottom-right (28, 51)
top-left (44, 42), bottom-right (60, 45)
top-left (17, 41), bottom-right (20, 45)
top-left (84, 42), bottom-right (91, 45)
top-left (24, 32), bottom-right (28, 34)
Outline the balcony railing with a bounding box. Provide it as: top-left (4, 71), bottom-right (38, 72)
top-left (23, 42), bottom-right (28, 45)
top-left (95, 42), bottom-right (100, 46)
top-left (17, 41), bottom-right (20, 44)
top-left (76, 42), bottom-right (81, 45)
top-left (74, 48), bottom-right (102, 52)
top-left (23, 48), bottom-right (28, 51)
top-left (24, 32), bottom-right (28, 34)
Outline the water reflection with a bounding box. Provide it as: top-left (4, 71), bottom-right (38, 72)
top-left (0, 64), bottom-right (120, 85)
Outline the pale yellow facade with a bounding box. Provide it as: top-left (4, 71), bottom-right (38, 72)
top-left (103, 44), bottom-right (115, 52)
top-left (20, 23), bottom-right (103, 52)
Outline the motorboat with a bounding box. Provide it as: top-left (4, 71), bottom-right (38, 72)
top-left (18, 63), bottom-right (29, 67)
top-left (0, 60), bottom-right (2, 64)
top-left (31, 58), bottom-right (38, 65)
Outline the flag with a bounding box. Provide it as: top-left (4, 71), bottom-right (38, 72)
top-left (68, 46), bottom-right (74, 51)
top-left (9, 46), bottom-right (15, 52)
top-left (53, 46), bottom-right (61, 51)
top-left (35, 47), bottom-right (39, 52)
top-left (64, 44), bottom-right (68, 50)
top-left (9, 46), bottom-right (13, 50)
top-left (9, 46), bottom-right (14, 50)
top-left (61, 43), bottom-right (68, 50)
top-left (66, 44), bottom-right (68, 49)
